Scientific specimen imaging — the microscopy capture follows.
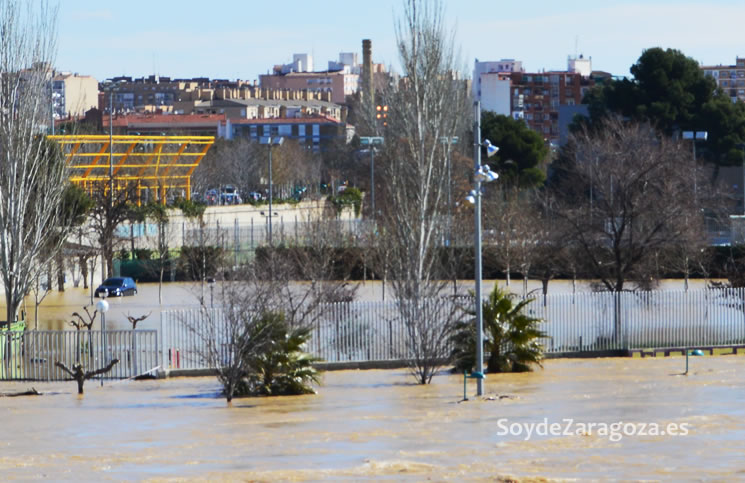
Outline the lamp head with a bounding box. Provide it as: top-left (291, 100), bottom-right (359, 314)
top-left (96, 299), bottom-right (109, 314)
top-left (485, 142), bottom-right (499, 158)
top-left (465, 190), bottom-right (477, 204)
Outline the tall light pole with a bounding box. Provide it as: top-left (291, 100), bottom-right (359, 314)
top-left (109, 89), bottom-right (114, 210)
top-left (682, 130), bottom-right (707, 200)
top-left (468, 101), bottom-right (499, 397)
top-left (360, 136), bottom-right (384, 218)
top-left (260, 136), bottom-right (284, 246)
top-left (96, 292), bottom-right (109, 386)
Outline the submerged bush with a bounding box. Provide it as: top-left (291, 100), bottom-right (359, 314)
top-left (232, 311), bottom-right (321, 397)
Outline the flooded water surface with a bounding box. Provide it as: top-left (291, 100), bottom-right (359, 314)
top-left (14, 278), bottom-right (720, 332)
top-left (1, 355), bottom-right (744, 480)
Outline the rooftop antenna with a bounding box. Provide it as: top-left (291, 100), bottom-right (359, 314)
top-left (574, 35), bottom-right (579, 59)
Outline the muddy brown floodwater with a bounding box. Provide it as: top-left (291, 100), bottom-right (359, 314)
top-left (0, 355), bottom-right (743, 480)
top-left (12, 278), bottom-right (718, 332)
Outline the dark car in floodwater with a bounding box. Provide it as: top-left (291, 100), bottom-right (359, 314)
top-left (95, 277), bottom-right (138, 297)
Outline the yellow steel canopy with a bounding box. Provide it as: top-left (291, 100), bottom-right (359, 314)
top-left (47, 134), bottom-right (214, 203)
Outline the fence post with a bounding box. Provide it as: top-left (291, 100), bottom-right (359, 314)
top-left (234, 218), bottom-right (239, 268)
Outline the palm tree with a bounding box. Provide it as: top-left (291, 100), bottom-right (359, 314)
top-left (451, 285), bottom-right (545, 373)
top-left (241, 311), bottom-right (321, 396)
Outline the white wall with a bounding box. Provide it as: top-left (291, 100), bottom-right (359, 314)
top-left (479, 75), bottom-right (511, 116)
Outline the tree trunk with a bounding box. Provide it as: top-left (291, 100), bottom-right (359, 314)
top-left (56, 251), bottom-right (65, 292)
top-left (81, 256), bottom-right (89, 289)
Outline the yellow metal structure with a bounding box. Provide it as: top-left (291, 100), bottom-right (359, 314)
top-left (47, 134), bottom-right (214, 204)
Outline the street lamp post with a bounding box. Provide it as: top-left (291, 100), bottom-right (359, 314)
top-left (360, 137), bottom-right (384, 219)
top-left (468, 101), bottom-right (499, 397)
top-left (96, 291), bottom-right (109, 386)
top-left (260, 136), bottom-right (284, 246)
top-left (682, 131), bottom-right (707, 200)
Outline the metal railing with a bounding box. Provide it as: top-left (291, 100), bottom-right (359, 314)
top-left (0, 330), bottom-right (159, 381)
top-left (160, 288), bottom-right (745, 370)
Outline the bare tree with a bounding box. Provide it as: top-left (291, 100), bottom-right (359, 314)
top-left (87, 180), bottom-right (138, 281)
top-left (484, 186), bottom-right (543, 292)
top-left (553, 118), bottom-right (704, 292)
top-left (0, 1), bottom-right (74, 328)
top-left (55, 359), bottom-right (119, 395)
top-left (371, 0), bottom-right (470, 384)
top-left (132, 200), bottom-right (173, 304)
top-left (125, 312), bottom-right (151, 329)
top-left (193, 137), bottom-right (321, 201)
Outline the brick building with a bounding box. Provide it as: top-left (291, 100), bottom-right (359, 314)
top-left (701, 57), bottom-right (745, 103)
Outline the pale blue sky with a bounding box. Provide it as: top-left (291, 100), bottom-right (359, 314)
top-left (57, 0), bottom-right (745, 81)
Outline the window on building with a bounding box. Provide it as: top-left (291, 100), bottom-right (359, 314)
top-left (278, 124), bottom-right (292, 136)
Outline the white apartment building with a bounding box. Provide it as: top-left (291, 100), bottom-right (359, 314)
top-left (472, 59), bottom-right (523, 115)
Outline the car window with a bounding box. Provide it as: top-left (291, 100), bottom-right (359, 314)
top-left (104, 278), bottom-right (124, 286)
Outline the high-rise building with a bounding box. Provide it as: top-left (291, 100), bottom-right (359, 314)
top-left (474, 57), bottom-right (595, 144)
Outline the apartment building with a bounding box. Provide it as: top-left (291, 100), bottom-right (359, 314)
top-left (260, 69), bottom-right (358, 105)
top-left (100, 75), bottom-right (338, 117)
top-left (52, 72), bottom-right (98, 118)
top-left (222, 116), bottom-right (347, 151)
top-left (183, 98), bottom-right (343, 122)
top-left (102, 113), bottom-right (226, 136)
top-left (98, 111), bottom-right (346, 151)
top-left (701, 57), bottom-right (745, 103)
top-left (473, 56), bottom-right (594, 144)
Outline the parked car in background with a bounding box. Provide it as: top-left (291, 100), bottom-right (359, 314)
top-left (205, 189), bottom-right (219, 205)
top-left (95, 277), bottom-right (138, 297)
top-left (247, 191), bottom-right (264, 202)
top-left (220, 185), bottom-right (242, 205)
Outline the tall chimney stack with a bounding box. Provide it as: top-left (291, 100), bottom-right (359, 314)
top-left (362, 39), bottom-right (374, 109)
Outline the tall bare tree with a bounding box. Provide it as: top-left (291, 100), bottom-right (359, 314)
top-left (371, 0), bottom-right (470, 384)
top-left (87, 180), bottom-right (137, 281)
top-left (0, 1), bottom-right (68, 325)
top-left (553, 118), bottom-right (704, 292)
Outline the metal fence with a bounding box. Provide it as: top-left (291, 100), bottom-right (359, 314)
top-left (182, 217), bottom-right (368, 253)
top-left (160, 288), bottom-right (745, 370)
top-left (7, 288), bottom-right (744, 379)
top-left (0, 330), bottom-right (159, 381)
top-left (526, 288), bottom-right (745, 352)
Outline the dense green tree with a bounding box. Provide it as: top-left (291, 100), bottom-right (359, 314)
top-left (580, 47), bottom-right (745, 164)
top-left (480, 112), bottom-right (548, 187)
